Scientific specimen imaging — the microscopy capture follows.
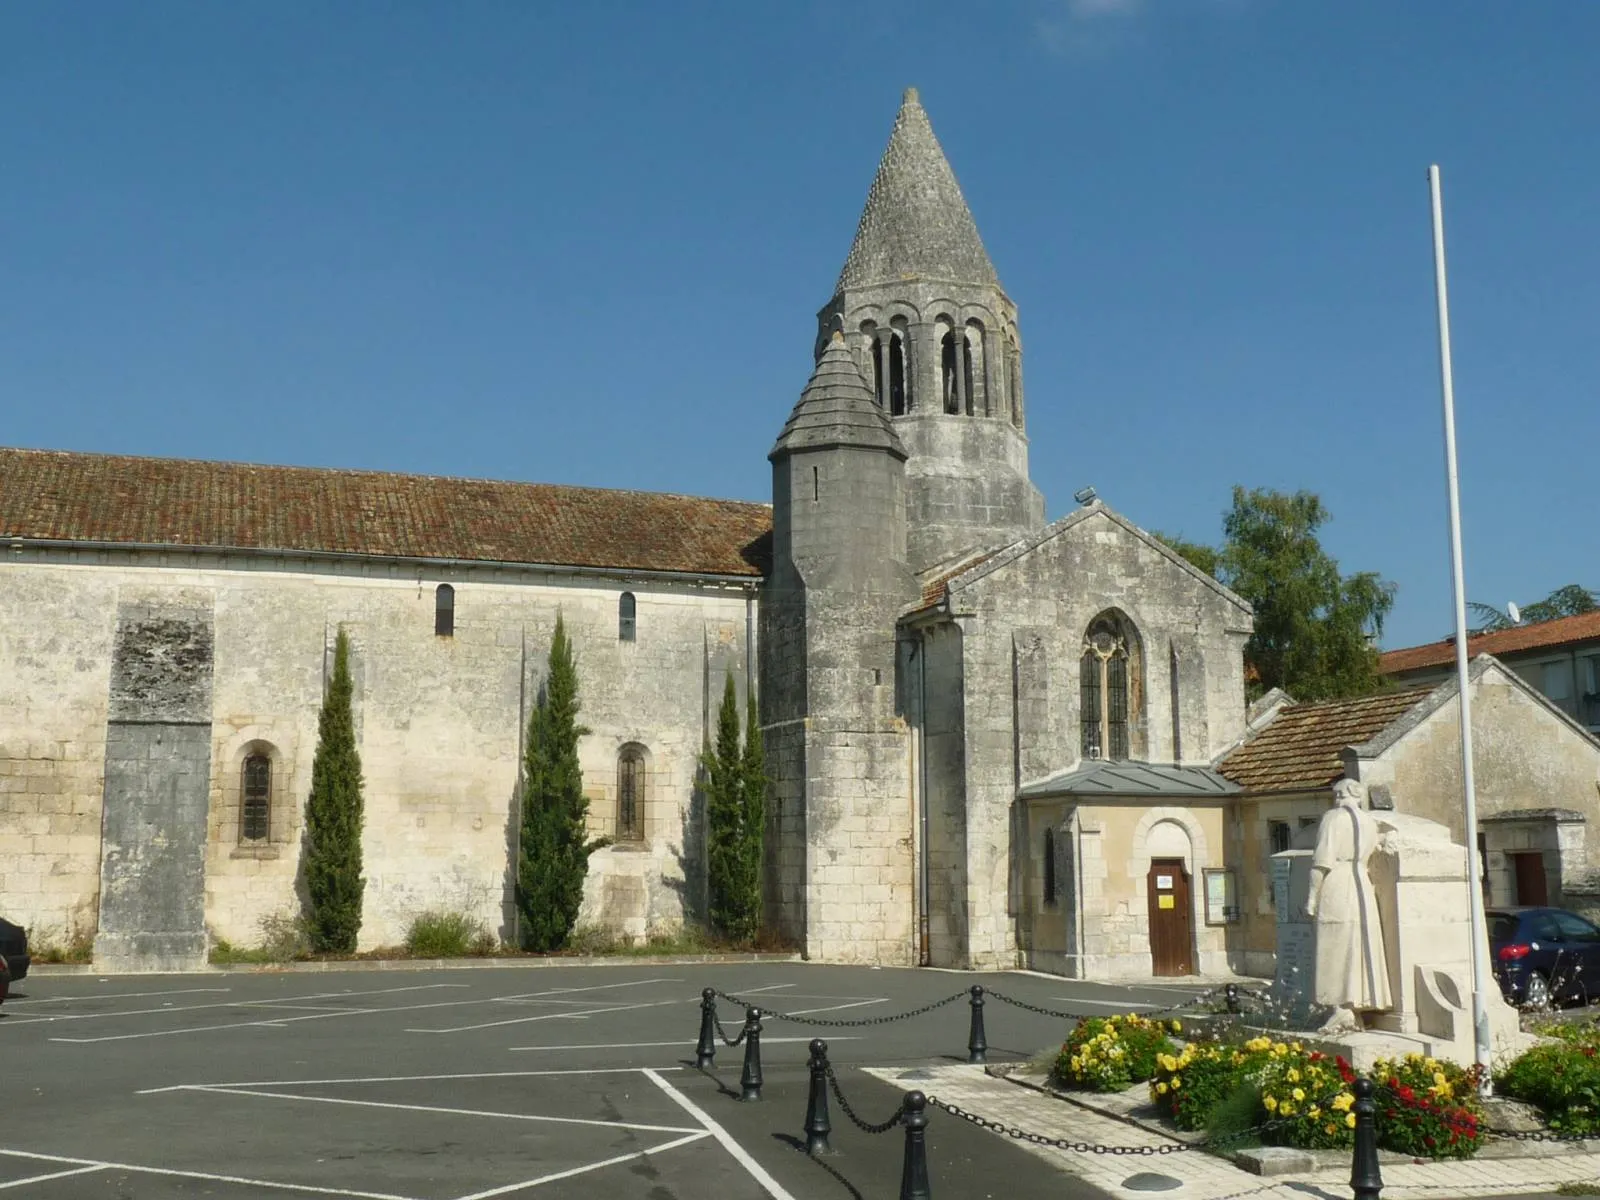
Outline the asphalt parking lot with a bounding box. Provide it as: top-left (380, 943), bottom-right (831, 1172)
top-left (0, 963), bottom-right (1209, 1199)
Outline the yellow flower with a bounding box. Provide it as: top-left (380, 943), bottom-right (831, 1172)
top-left (1309, 1106), bottom-right (1321, 1119)
top-left (1287, 1069), bottom-right (1301, 1083)
top-left (1346, 1112), bottom-right (1357, 1128)
top-left (1331, 1092), bottom-right (1354, 1112)
top-left (1272, 1043), bottom-right (1289, 1056)
top-left (1159, 1054), bottom-right (1177, 1072)
top-left (1292, 1088), bottom-right (1305, 1102)
top-left (1170, 1078), bottom-right (1181, 1090)
top-left (1433, 1072), bottom-right (1448, 1088)
top-left (1280, 1103), bottom-right (1295, 1117)
top-left (1156, 1082), bottom-right (1169, 1095)
top-left (1325, 1123), bottom-right (1337, 1135)
top-left (1170, 1020), bottom-right (1182, 1033)
top-left (1264, 1095), bottom-right (1278, 1111)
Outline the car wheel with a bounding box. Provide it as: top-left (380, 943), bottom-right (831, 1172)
top-left (1524, 971), bottom-right (1553, 1011)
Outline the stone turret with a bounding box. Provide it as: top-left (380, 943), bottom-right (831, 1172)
top-left (818, 87), bottom-right (1045, 574)
top-left (761, 333), bottom-right (917, 962)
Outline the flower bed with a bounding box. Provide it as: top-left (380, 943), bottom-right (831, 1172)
top-left (1054, 1014), bottom-right (1181, 1092)
top-left (1496, 1019), bottom-right (1600, 1136)
top-left (1148, 1035), bottom-right (1484, 1159)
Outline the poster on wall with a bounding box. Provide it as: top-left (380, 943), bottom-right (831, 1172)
top-left (1203, 868), bottom-right (1239, 926)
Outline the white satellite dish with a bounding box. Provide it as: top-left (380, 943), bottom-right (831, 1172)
top-left (1507, 602), bottom-right (1521, 625)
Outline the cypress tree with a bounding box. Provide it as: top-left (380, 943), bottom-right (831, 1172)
top-left (304, 628), bottom-right (366, 954)
top-left (703, 671), bottom-right (745, 942)
top-left (734, 690), bottom-right (767, 943)
top-left (517, 614), bottom-right (601, 951)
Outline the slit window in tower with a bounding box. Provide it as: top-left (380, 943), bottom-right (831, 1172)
top-left (618, 592), bottom-right (636, 642)
top-left (435, 583), bottom-right (454, 637)
top-left (889, 333), bottom-right (907, 416)
top-left (1043, 828), bottom-right (1056, 906)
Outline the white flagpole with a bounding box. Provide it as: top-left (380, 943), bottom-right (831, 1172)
top-left (1428, 164), bottom-right (1492, 1085)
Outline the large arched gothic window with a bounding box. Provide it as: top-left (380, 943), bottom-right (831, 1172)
top-left (1081, 613), bottom-right (1138, 760)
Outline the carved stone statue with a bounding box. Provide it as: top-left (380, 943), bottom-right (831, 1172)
top-left (1303, 779), bottom-right (1393, 1021)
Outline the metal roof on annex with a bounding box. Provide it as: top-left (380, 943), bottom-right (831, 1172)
top-left (1018, 760), bottom-right (1240, 801)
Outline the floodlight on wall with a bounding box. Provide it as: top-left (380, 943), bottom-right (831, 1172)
top-left (1074, 486), bottom-right (1097, 506)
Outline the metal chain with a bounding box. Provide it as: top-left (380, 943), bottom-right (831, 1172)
top-left (710, 1007), bottom-right (746, 1048)
top-left (985, 986), bottom-right (1226, 1022)
top-left (927, 1096), bottom-right (1292, 1157)
top-left (711, 988), bottom-right (967, 1028)
top-left (825, 1066), bottom-right (903, 1135)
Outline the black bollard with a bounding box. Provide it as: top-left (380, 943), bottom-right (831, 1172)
top-left (1225, 983), bottom-right (1240, 1015)
top-left (804, 1038), bottom-right (833, 1155)
top-left (695, 988), bottom-right (718, 1069)
top-left (1350, 1076), bottom-right (1383, 1200)
top-left (899, 1090), bottom-right (932, 1200)
top-left (739, 1007), bottom-right (764, 1102)
top-left (966, 985), bottom-right (988, 1065)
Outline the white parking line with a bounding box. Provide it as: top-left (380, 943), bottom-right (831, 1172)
top-left (1049, 997), bottom-right (1161, 1010)
top-left (11, 987), bottom-right (231, 1004)
top-left (407, 997), bottom-right (684, 1035)
top-left (137, 1067), bottom-right (680, 1094)
top-left (523, 977), bottom-right (682, 997)
top-left (11, 983), bottom-right (466, 1026)
top-left (184, 1085), bottom-right (705, 1136)
top-left (729, 984), bottom-right (794, 995)
top-left (0, 1164), bottom-right (106, 1190)
top-left (451, 1131), bottom-right (711, 1200)
top-left (643, 1069), bottom-right (796, 1200)
top-left (784, 999), bottom-right (888, 1016)
top-left (0, 1149), bottom-right (415, 1200)
top-left (508, 1036), bottom-right (861, 1051)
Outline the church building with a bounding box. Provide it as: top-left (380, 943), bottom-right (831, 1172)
top-left (0, 88), bottom-right (1259, 977)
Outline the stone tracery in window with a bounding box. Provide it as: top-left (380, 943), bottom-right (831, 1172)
top-left (1081, 613), bottom-right (1136, 760)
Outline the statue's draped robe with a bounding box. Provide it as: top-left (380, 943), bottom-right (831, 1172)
top-left (1310, 805), bottom-right (1393, 1011)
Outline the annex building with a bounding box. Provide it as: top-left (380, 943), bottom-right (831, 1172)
top-left (9, 89), bottom-right (1594, 979)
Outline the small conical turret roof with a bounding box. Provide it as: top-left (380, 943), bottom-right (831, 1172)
top-left (771, 333), bottom-right (907, 461)
top-left (834, 88), bottom-right (999, 293)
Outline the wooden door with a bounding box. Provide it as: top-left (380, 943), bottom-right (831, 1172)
top-left (1512, 852), bottom-right (1549, 907)
top-left (1147, 858), bottom-right (1194, 976)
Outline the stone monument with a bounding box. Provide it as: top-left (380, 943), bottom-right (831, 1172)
top-left (1270, 781), bottom-right (1531, 1071)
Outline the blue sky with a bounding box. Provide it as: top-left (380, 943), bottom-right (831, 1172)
top-left (4, 2), bottom-right (1595, 650)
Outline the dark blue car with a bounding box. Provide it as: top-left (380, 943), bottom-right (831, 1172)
top-left (1489, 906), bottom-right (1600, 1009)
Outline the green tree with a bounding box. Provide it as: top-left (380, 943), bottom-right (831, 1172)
top-left (1156, 488), bottom-right (1396, 703)
top-left (735, 690), bottom-right (767, 942)
top-left (517, 614), bottom-right (604, 951)
top-left (304, 627), bottom-right (366, 953)
top-left (1469, 584), bottom-right (1598, 634)
top-left (1152, 531), bottom-right (1221, 580)
top-left (704, 671), bottom-right (759, 942)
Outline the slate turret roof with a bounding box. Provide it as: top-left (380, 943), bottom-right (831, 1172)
top-left (834, 88), bottom-right (1000, 293)
top-left (770, 333), bottom-right (907, 461)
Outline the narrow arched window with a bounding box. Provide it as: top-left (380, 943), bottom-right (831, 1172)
top-left (941, 331), bottom-right (961, 414)
top-left (965, 323), bottom-right (986, 416)
top-left (617, 744), bottom-right (646, 841)
top-left (1043, 828), bottom-right (1057, 906)
top-left (435, 584), bottom-right (455, 637)
top-left (242, 754), bottom-right (271, 842)
top-left (1081, 614), bottom-right (1135, 760)
top-left (619, 592), bottom-right (636, 641)
top-left (888, 332), bottom-right (908, 415)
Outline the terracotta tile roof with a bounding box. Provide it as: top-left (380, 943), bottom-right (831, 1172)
top-left (1217, 687), bottom-right (1433, 794)
top-left (1380, 611), bottom-right (1600, 675)
top-left (911, 551), bottom-right (1002, 614)
top-left (0, 447), bottom-right (771, 578)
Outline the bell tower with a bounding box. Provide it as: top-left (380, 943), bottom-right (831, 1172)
top-left (817, 87), bottom-right (1045, 573)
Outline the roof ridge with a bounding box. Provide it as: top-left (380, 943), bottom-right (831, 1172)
top-left (0, 445), bottom-right (770, 511)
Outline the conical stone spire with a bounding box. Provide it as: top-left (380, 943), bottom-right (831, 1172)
top-left (771, 333), bottom-right (907, 460)
top-left (834, 87), bottom-right (999, 293)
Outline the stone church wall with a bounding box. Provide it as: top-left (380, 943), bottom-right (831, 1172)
top-left (941, 507), bottom-right (1251, 967)
top-left (0, 550), bottom-right (751, 956)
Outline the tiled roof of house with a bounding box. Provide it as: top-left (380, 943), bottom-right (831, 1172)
top-left (0, 447), bottom-right (772, 578)
top-left (910, 549), bottom-right (1003, 614)
top-left (1380, 611), bottom-right (1600, 674)
top-left (1217, 687), bottom-right (1433, 794)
